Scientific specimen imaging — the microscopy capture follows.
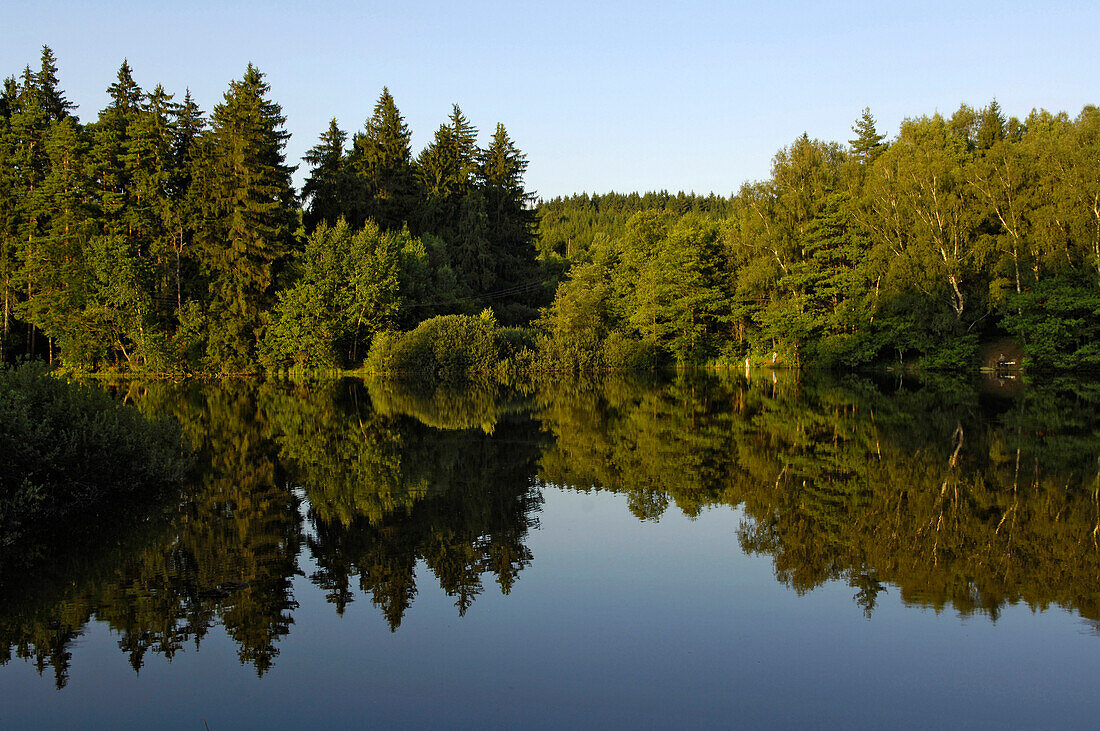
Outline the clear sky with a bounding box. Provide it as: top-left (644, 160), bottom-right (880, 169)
top-left (3, 1), bottom-right (1097, 199)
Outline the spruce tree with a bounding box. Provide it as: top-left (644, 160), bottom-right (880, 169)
top-left (301, 118), bottom-right (349, 232)
top-left (90, 60), bottom-right (144, 237)
top-left (349, 88), bottom-right (417, 232)
top-left (976, 99), bottom-right (1006, 150)
top-left (478, 123), bottom-right (540, 313)
top-left (124, 84), bottom-right (180, 332)
top-left (416, 105), bottom-right (487, 295)
top-left (192, 63), bottom-right (296, 370)
top-left (156, 89), bottom-right (205, 328)
top-left (8, 67), bottom-right (52, 358)
top-left (34, 46), bottom-right (73, 124)
top-left (0, 77), bottom-right (19, 359)
top-left (20, 117), bottom-right (94, 365)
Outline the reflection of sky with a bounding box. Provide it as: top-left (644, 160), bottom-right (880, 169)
top-left (3, 488), bottom-right (1098, 728)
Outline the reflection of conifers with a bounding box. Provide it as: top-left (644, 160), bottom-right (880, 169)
top-left (295, 380), bottom-right (545, 630)
top-left (539, 371), bottom-right (1100, 621)
top-left (0, 380), bottom-right (304, 684)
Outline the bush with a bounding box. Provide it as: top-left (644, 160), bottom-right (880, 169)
top-left (603, 332), bottom-right (659, 371)
top-left (366, 315), bottom-right (499, 379)
top-left (0, 363), bottom-right (187, 537)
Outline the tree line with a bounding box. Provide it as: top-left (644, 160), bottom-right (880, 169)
top-left (0, 47), bottom-right (543, 373)
top-left (538, 104), bottom-right (1100, 371)
top-left (4, 46), bottom-right (1099, 374)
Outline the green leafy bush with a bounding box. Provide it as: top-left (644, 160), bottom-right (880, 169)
top-left (0, 363), bottom-right (187, 537)
top-left (366, 315), bottom-right (499, 378)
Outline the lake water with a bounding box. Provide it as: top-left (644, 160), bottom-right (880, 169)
top-left (2, 372), bottom-right (1099, 727)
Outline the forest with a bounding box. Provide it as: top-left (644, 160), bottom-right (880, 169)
top-left (2, 47), bottom-right (1098, 374)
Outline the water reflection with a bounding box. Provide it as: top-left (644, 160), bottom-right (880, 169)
top-left (1, 372), bottom-right (1098, 686)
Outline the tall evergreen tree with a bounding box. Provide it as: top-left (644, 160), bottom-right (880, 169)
top-left (166, 90), bottom-right (204, 319)
top-left (8, 66), bottom-right (53, 358)
top-left (416, 105), bottom-right (487, 295)
top-left (192, 63), bottom-right (296, 370)
top-left (478, 123), bottom-right (540, 312)
top-left (0, 76), bottom-right (20, 360)
top-left (976, 99), bottom-right (1007, 150)
top-left (301, 118), bottom-right (349, 232)
top-left (349, 88), bottom-right (417, 231)
top-left (34, 46), bottom-right (73, 124)
top-left (124, 84), bottom-right (181, 332)
top-left (90, 60), bottom-right (144, 236)
top-left (19, 117), bottom-right (94, 365)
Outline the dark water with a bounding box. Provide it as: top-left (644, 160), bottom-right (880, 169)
top-left (2, 372), bottom-right (1099, 728)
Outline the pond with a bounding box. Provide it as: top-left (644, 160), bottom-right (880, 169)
top-left (1, 371), bottom-right (1099, 727)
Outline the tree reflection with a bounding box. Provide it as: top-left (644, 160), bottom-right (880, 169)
top-left (1, 371), bottom-right (1099, 687)
top-left (284, 379), bottom-right (545, 630)
top-left (538, 371), bottom-right (1100, 620)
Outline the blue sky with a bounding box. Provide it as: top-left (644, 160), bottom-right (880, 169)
top-left (3, 1), bottom-right (1097, 198)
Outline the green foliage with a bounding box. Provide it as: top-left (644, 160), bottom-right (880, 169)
top-left (348, 88), bottom-right (418, 232)
top-left (366, 314), bottom-right (500, 379)
top-left (1, 46), bottom-right (1098, 375)
top-left (261, 219), bottom-right (406, 368)
top-left (849, 107), bottom-right (886, 164)
top-left (0, 363), bottom-right (185, 536)
top-left (1003, 277), bottom-right (1100, 370)
top-left (301, 118), bottom-right (350, 232)
top-left (191, 64), bottom-right (296, 371)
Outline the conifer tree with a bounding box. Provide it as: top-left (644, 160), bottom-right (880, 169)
top-left (8, 67), bottom-right (53, 358)
top-left (192, 64), bottom-right (296, 370)
top-left (416, 105), bottom-right (487, 295)
top-left (849, 107), bottom-right (886, 164)
top-left (417, 105), bottom-right (479, 209)
top-left (976, 100), bottom-right (1006, 150)
top-left (349, 88), bottom-right (417, 231)
top-left (34, 46), bottom-right (73, 124)
top-left (167, 90), bottom-right (204, 318)
top-left (0, 77), bottom-right (19, 359)
top-left (301, 118), bottom-right (349, 232)
top-left (478, 123), bottom-right (540, 312)
top-left (19, 117), bottom-right (93, 365)
top-left (90, 60), bottom-right (144, 237)
top-left (124, 84), bottom-right (180, 330)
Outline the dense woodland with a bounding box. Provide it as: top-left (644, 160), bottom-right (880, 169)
top-left (0, 47), bottom-right (543, 373)
top-left (2, 47), bottom-right (1099, 373)
top-left (537, 106), bottom-right (1100, 371)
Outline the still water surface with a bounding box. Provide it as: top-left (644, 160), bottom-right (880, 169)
top-left (1, 372), bottom-right (1099, 727)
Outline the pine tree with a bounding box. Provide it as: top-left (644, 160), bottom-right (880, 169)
top-left (159, 90), bottom-right (205, 327)
top-left (124, 84), bottom-right (180, 331)
top-left (301, 118), bottom-right (349, 232)
top-left (90, 60), bottom-right (144, 237)
top-left (417, 105), bottom-right (479, 206)
top-left (34, 46), bottom-right (73, 124)
top-left (478, 123), bottom-right (540, 314)
top-left (849, 107), bottom-right (887, 164)
top-left (0, 76), bottom-right (20, 359)
top-left (8, 67), bottom-right (53, 358)
top-left (416, 105), bottom-right (487, 295)
top-left (19, 118), bottom-right (95, 365)
top-left (349, 88), bottom-right (417, 231)
top-left (192, 64), bottom-right (296, 370)
top-left (976, 99), bottom-right (1006, 150)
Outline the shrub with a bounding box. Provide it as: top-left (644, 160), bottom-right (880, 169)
top-left (366, 315), bottom-right (499, 379)
top-left (0, 363), bottom-right (187, 537)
